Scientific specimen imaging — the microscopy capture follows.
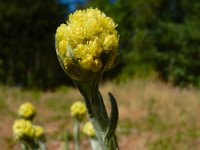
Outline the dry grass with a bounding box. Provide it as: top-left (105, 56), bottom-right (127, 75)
top-left (0, 78), bottom-right (200, 150)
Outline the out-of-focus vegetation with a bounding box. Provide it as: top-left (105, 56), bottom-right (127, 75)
top-left (88, 0), bottom-right (200, 87)
top-left (0, 0), bottom-right (200, 89)
top-left (0, 0), bottom-right (71, 89)
top-left (1, 79), bottom-right (200, 149)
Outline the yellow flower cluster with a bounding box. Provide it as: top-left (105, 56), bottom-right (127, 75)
top-left (34, 125), bottom-right (44, 138)
top-left (82, 121), bottom-right (95, 137)
top-left (18, 102), bottom-right (36, 119)
top-left (12, 119), bottom-right (44, 140)
top-left (70, 101), bottom-right (86, 120)
top-left (55, 8), bottom-right (119, 73)
top-left (12, 119), bottom-right (35, 139)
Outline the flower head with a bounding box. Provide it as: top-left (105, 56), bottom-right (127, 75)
top-left (12, 119), bottom-right (35, 140)
top-left (18, 102), bottom-right (36, 120)
top-left (82, 121), bottom-right (95, 137)
top-left (55, 8), bottom-right (119, 80)
top-left (34, 125), bottom-right (44, 138)
top-left (70, 101), bottom-right (87, 121)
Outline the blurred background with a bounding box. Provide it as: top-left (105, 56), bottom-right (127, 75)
top-left (1, 0), bottom-right (200, 89)
top-left (0, 0), bottom-right (200, 149)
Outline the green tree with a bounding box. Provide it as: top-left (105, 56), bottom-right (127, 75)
top-left (0, 0), bottom-right (72, 89)
top-left (88, 0), bottom-right (200, 86)
top-left (154, 0), bottom-right (200, 86)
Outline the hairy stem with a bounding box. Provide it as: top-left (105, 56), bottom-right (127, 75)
top-left (74, 73), bottom-right (119, 150)
top-left (74, 119), bottom-right (80, 150)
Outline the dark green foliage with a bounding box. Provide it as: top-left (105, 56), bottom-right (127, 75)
top-left (0, 0), bottom-right (200, 88)
top-left (88, 0), bottom-right (200, 87)
top-left (0, 0), bottom-right (72, 89)
top-left (155, 21), bottom-right (200, 86)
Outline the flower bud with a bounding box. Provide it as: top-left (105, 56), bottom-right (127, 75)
top-left (70, 101), bottom-right (87, 121)
top-left (18, 102), bottom-right (36, 120)
top-left (82, 121), bottom-right (95, 137)
top-left (13, 119), bottom-right (35, 140)
top-left (55, 8), bottom-right (119, 80)
top-left (34, 125), bottom-right (44, 138)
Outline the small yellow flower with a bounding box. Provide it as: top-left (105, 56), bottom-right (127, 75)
top-left (70, 101), bottom-right (87, 121)
top-left (82, 121), bottom-right (95, 137)
top-left (55, 8), bottom-right (119, 77)
top-left (13, 119), bottom-right (35, 139)
top-left (34, 125), bottom-right (44, 138)
top-left (18, 102), bottom-right (36, 120)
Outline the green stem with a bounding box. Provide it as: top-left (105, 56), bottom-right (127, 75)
top-left (21, 138), bottom-right (40, 150)
top-left (90, 138), bottom-right (101, 150)
top-left (21, 143), bottom-right (28, 150)
top-left (63, 130), bottom-right (69, 150)
top-left (29, 144), bottom-right (40, 150)
top-left (73, 119), bottom-right (80, 150)
top-left (39, 141), bottom-right (46, 150)
top-left (74, 73), bottom-right (119, 150)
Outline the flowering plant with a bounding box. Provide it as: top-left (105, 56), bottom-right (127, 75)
top-left (70, 101), bottom-right (87, 150)
top-left (55, 8), bottom-right (119, 150)
top-left (82, 121), bottom-right (101, 150)
top-left (13, 8), bottom-right (119, 150)
top-left (13, 102), bottom-right (45, 150)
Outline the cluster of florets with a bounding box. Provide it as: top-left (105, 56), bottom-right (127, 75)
top-left (18, 102), bottom-right (36, 120)
top-left (55, 8), bottom-right (119, 74)
top-left (82, 121), bottom-right (95, 137)
top-left (70, 101), bottom-right (87, 121)
top-left (13, 119), bottom-right (44, 140)
top-left (13, 102), bottom-right (44, 142)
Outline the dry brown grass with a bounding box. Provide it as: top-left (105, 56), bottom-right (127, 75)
top-left (0, 78), bottom-right (200, 150)
top-left (101, 79), bottom-right (200, 125)
top-left (101, 79), bottom-right (200, 150)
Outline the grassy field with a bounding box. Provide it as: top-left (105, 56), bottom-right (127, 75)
top-left (1, 78), bottom-right (200, 150)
